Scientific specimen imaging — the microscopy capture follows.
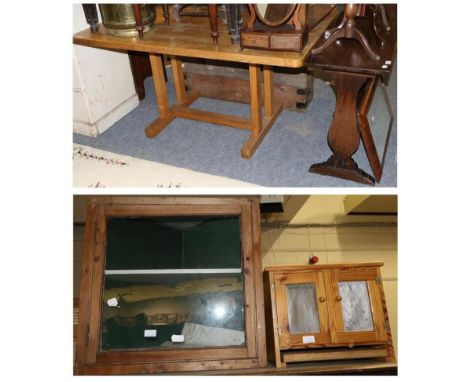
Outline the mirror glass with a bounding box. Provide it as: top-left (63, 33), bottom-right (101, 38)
top-left (286, 283), bottom-right (320, 333)
top-left (338, 281), bottom-right (374, 332)
top-left (255, 4), bottom-right (295, 25)
top-left (368, 81), bottom-right (393, 165)
top-left (100, 216), bottom-right (245, 351)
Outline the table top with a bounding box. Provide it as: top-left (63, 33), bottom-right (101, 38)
top-left (73, 8), bottom-right (339, 68)
top-left (306, 5), bottom-right (397, 78)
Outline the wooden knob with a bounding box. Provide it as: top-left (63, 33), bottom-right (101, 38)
top-left (336, 296), bottom-right (342, 302)
top-left (319, 296), bottom-right (326, 303)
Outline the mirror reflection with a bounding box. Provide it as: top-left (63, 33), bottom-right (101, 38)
top-left (368, 82), bottom-right (393, 164)
top-left (255, 4), bottom-right (295, 24)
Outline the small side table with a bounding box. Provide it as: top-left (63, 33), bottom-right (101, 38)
top-left (306, 4), bottom-right (397, 185)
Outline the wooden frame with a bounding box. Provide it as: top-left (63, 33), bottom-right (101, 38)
top-left (75, 196), bottom-right (266, 375)
top-left (274, 272), bottom-right (331, 348)
top-left (325, 266), bottom-right (387, 344)
top-left (264, 263), bottom-right (395, 368)
top-left (358, 76), bottom-right (395, 182)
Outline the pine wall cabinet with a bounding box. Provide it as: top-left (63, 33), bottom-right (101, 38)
top-left (263, 263), bottom-right (395, 368)
top-left (75, 196), bottom-right (266, 375)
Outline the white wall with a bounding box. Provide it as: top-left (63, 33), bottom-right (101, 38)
top-left (73, 4), bottom-right (139, 136)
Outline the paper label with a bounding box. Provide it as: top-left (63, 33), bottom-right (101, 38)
top-left (107, 297), bottom-right (118, 307)
top-left (385, 60), bottom-right (392, 65)
top-left (144, 329), bottom-right (157, 338)
top-left (302, 335), bottom-right (315, 344)
top-left (171, 334), bottom-right (184, 342)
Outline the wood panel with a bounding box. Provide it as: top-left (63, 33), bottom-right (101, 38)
top-left (74, 199), bottom-right (97, 373)
top-left (105, 204), bottom-right (242, 217)
top-left (241, 204), bottom-right (257, 358)
top-left (96, 346), bottom-right (248, 363)
top-left (282, 346), bottom-right (388, 363)
top-left (184, 72), bottom-right (313, 112)
top-left (93, 196), bottom-right (257, 206)
top-left (264, 263), bottom-right (384, 272)
top-left (84, 206), bottom-right (107, 364)
top-left (251, 200), bottom-right (268, 367)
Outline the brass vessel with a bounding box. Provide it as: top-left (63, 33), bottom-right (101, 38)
top-left (99, 4), bottom-right (155, 37)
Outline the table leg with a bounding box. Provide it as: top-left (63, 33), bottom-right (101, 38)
top-left (309, 71), bottom-right (375, 185)
top-left (250, 64), bottom-right (262, 137)
top-left (241, 64), bottom-right (282, 159)
top-left (145, 54), bottom-right (175, 137)
top-left (171, 55), bottom-right (186, 104)
top-left (264, 65), bottom-right (274, 118)
top-left (143, 59), bottom-right (280, 159)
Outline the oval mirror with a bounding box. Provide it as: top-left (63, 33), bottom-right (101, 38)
top-left (254, 4), bottom-right (297, 27)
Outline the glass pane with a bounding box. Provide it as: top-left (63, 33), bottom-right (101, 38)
top-left (105, 216), bottom-right (241, 270)
top-left (338, 281), bottom-right (374, 332)
top-left (368, 81), bottom-right (393, 164)
top-left (286, 284), bottom-right (320, 333)
top-left (101, 215), bottom-right (245, 350)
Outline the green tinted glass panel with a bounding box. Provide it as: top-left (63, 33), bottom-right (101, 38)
top-left (105, 216), bottom-right (241, 270)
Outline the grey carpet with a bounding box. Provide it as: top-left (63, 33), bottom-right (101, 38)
top-left (73, 64), bottom-right (397, 187)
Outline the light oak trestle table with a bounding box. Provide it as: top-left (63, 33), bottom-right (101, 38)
top-left (73, 10), bottom-right (338, 159)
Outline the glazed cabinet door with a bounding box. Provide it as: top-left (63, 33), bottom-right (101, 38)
top-left (325, 267), bottom-right (387, 345)
top-left (274, 272), bottom-right (330, 349)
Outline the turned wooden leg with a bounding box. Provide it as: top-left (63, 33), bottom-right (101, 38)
top-left (226, 4), bottom-right (242, 44)
top-left (162, 4), bottom-right (170, 25)
top-left (132, 4), bottom-right (144, 39)
top-left (208, 4), bottom-right (219, 45)
top-left (309, 71), bottom-right (375, 185)
top-left (377, 4), bottom-right (391, 32)
top-left (370, 6), bottom-right (385, 46)
top-left (82, 4), bottom-right (99, 32)
top-left (324, 13), bottom-right (346, 39)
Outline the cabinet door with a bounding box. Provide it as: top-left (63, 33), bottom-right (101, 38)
top-left (325, 267), bottom-right (387, 345)
top-left (274, 272), bottom-right (330, 349)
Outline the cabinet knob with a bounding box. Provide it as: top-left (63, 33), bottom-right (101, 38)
top-left (319, 296), bottom-right (326, 302)
top-left (336, 296), bottom-right (342, 302)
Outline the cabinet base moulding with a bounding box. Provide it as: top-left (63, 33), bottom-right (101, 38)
top-left (281, 346), bottom-right (388, 366)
